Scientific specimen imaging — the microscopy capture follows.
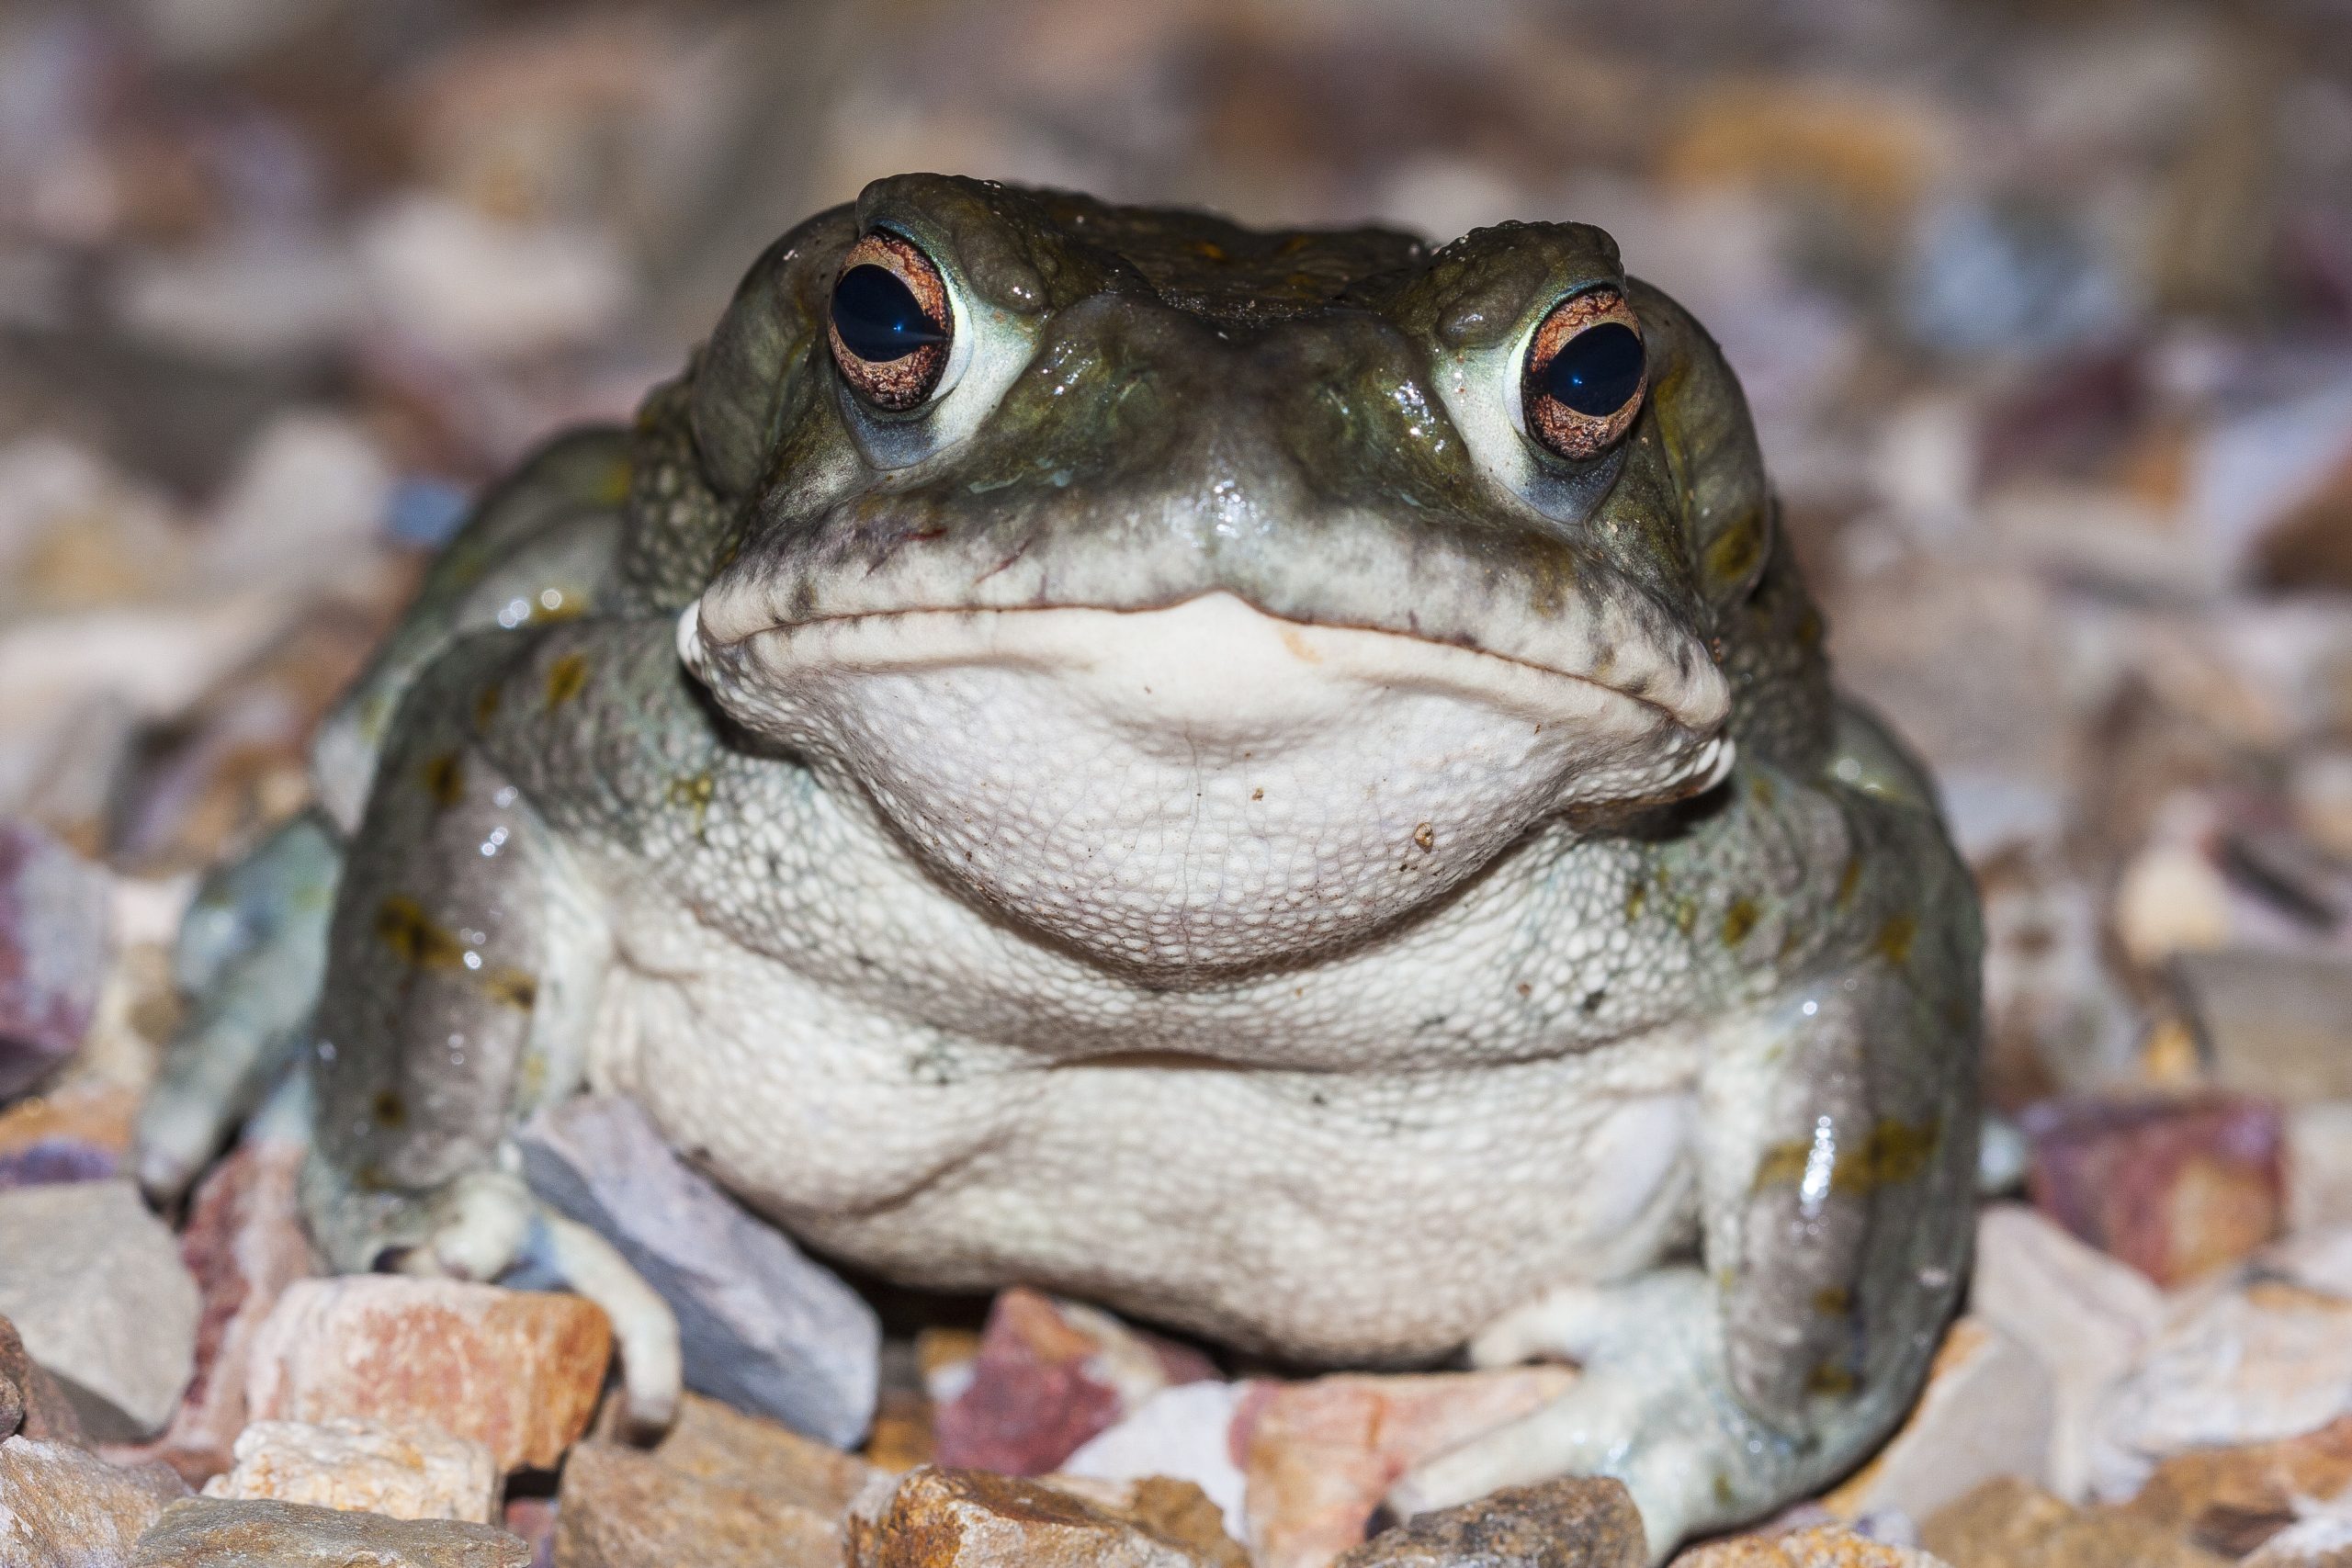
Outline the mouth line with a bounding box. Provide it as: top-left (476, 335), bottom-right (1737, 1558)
top-left (694, 593), bottom-right (1716, 732)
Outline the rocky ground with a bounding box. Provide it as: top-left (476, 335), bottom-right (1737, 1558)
top-left (5, 0), bottom-right (2352, 1564)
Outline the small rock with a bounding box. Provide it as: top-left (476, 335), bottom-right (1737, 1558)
top-left (1339, 1476), bottom-right (1645, 1566)
top-left (0, 1139), bottom-right (118, 1188)
top-left (0, 1179), bottom-right (199, 1440)
top-left (2, 1313), bottom-right (85, 1444)
top-left (1065, 1381), bottom-right (1257, 1542)
top-left (501, 1495), bottom-right (555, 1568)
top-left (1821, 1317), bottom-right (2055, 1522)
top-left (127, 1496), bottom-right (530, 1567)
top-left (931, 1287), bottom-right (1216, 1476)
top-left (0, 1434), bottom-right (189, 1568)
top-left (1046, 1475), bottom-right (1250, 1568)
top-left (2245, 1516), bottom-right (2352, 1567)
top-left (2264, 1224), bottom-right (2352, 1299)
top-left (2121, 1416), bottom-right (2352, 1557)
top-left (2173, 950), bottom-right (2352, 1101)
top-left (245, 1277), bottom-right (611, 1472)
top-left (125, 1137), bottom-right (318, 1483)
top-left (1921, 1475), bottom-right (2225, 1568)
top-left (516, 1093), bottom-right (879, 1448)
top-left (201, 1418), bottom-right (499, 1524)
top-left (0, 1084), bottom-right (136, 1190)
top-left (2290, 1104), bottom-right (2352, 1235)
top-left (1970, 1205), bottom-right (2165, 1501)
top-left (552, 1438), bottom-right (841, 1568)
top-left (865, 1386), bottom-right (935, 1473)
top-left (0, 820), bottom-right (111, 1101)
top-left (1671, 1522), bottom-right (1948, 1566)
top-left (648, 1390), bottom-right (882, 1515)
top-left (1238, 1368), bottom-right (1577, 1568)
top-left (845, 1466), bottom-right (1216, 1568)
top-left (2091, 1282), bottom-right (2352, 1501)
top-left (2022, 1093), bottom-right (2284, 1286)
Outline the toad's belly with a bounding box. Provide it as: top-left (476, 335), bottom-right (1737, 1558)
top-left (590, 928), bottom-right (1706, 1361)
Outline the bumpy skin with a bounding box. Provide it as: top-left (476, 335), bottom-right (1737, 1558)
top-left (141, 176), bottom-right (1981, 1558)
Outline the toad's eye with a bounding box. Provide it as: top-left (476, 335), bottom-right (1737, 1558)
top-left (1522, 289), bottom-right (1645, 460)
top-left (829, 231), bottom-right (952, 411)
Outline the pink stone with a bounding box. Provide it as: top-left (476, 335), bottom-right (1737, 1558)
top-left (246, 1276), bottom-right (612, 1472)
top-left (931, 1288), bottom-right (1217, 1476)
top-left (1238, 1367), bottom-right (1577, 1568)
top-left (2023, 1092), bottom-right (2285, 1286)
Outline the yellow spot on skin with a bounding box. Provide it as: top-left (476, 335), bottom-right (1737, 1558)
top-left (1723, 897), bottom-right (1759, 947)
top-left (1797, 608), bottom-right (1826, 649)
top-left (374, 897), bottom-right (463, 969)
top-left (1624, 877), bottom-right (1648, 921)
top-left (482, 968), bottom-right (537, 1010)
top-left (1752, 1116), bottom-right (1943, 1200)
top-left (592, 457), bottom-right (633, 507)
top-left (1705, 507), bottom-right (1766, 588)
top-left (1277, 628), bottom-right (1323, 665)
top-left (370, 1090), bottom-right (405, 1128)
top-left (421, 752), bottom-right (464, 808)
top-left (545, 653), bottom-right (589, 708)
top-left (1835, 854), bottom-right (1863, 909)
top-left (1874, 912), bottom-right (1918, 966)
top-left (1674, 898), bottom-right (1700, 936)
top-left (1749, 773), bottom-right (1776, 808)
top-left (1808, 1360), bottom-right (1859, 1398)
top-left (668, 773), bottom-right (716, 840)
top-left (1814, 1285), bottom-right (1852, 1315)
top-left (472, 685), bottom-right (502, 730)
top-left (1413, 822), bottom-right (1435, 852)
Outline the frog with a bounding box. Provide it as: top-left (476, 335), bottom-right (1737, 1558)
top-left (135, 174), bottom-right (1982, 1560)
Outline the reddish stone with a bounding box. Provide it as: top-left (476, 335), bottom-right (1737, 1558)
top-left (931, 1289), bottom-right (1216, 1476)
top-left (2022, 1093), bottom-right (2284, 1285)
top-left (1238, 1368), bottom-right (1577, 1568)
top-left (0, 1312), bottom-right (83, 1444)
top-left (245, 1276), bottom-right (612, 1472)
top-left (117, 1137), bottom-right (320, 1483)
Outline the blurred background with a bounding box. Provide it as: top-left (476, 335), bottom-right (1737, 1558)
top-left (3, 0), bottom-right (2351, 1151)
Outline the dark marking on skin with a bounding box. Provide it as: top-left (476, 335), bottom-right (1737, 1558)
top-left (1580, 988), bottom-right (1607, 1014)
top-left (370, 1089), bottom-right (406, 1128)
top-left (375, 897), bottom-right (464, 969)
top-left (1796, 607), bottom-right (1826, 649)
top-left (1413, 821), bottom-right (1435, 852)
top-left (1722, 897), bottom-right (1759, 946)
top-left (1835, 855), bottom-right (1863, 910)
top-left (472, 685), bottom-right (502, 730)
top-left (668, 773), bottom-right (717, 841)
top-left (545, 653), bottom-right (590, 707)
top-left (1813, 1285), bottom-right (1851, 1315)
top-left (1807, 1360), bottom-right (1859, 1398)
top-left (482, 969), bottom-right (538, 1010)
top-left (1674, 898), bottom-right (1700, 937)
top-left (1624, 877), bottom-right (1648, 921)
top-left (1749, 773), bottom-right (1776, 808)
top-left (1750, 1116), bottom-right (1941, 1199)
top-left (1704, 506), bottom-right (1765, 588)
top-left (421, 752), bottom-right (465, 809)
top-left (1874, 912), bottom-right (1917, 966)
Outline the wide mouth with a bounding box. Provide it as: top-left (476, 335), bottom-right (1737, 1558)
top-left (686, 588), bottom-right (1732, 741)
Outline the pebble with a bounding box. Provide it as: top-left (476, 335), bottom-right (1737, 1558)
top-left (1819, 1317), bottom-right (2055, 1522)
top-left (930, 1286), bottom-right (1216, 1476)
top-left (516, 1093), bottom-right (879, 1448)
top-left (2172, 951), bottom-right (2352, 1102)
top-left (127, 1496), bottom-right (532, 1567)
top-left (553, 1438), bottom-right (842, 1568)
top-left (845, 1466), bottom-right (1221, 1568)
top-left (0, 1179), bottom-right (200, 1441)
top-left (2120, 1416), bottom-right (2352, 1558)
top-left (0, 820), bottom-right (111, 1100)
top-left (1045, 1475), bottom-right (1250, 1568)
top-left (2090, 1281), bottom-right (2352, 1501)
top-left (1970, 1204), bottom-right (2165, 1500)
top-left (200, 1418), bottom-right (500, 1524)
top-left (244, 1277), bottom-right (611, 1472)
top-left (2245, 1517), bottom-right (2352, 1567)
top-left (2289, 1107), bottom-right (2352, 1235)
top-left (1671, 1523), bottom-right (1949, 1566)
top-left (1338, 1476), bottom-right (1645, 1567)
top-left (1921, 1475), bottom-right (2225, 1568)
top-left (1238, 1368), bottom-right (1577, 1568)
top-left (2021, 1093), bottom-right (2284, 1286)
top-left (0, 1434), bottom-right (189, 1567)
top-left (2, 1312), bottom-right (84, 1443)
top-left (1063, 1380), bottom-right (1257, 1542)
top-left (127, 1137), bottom-right (318, 1483)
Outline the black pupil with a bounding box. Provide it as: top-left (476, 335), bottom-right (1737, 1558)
top-left (1544, 321), bottom-right (1644, 417)
top-left (831, 265), bottom-right (946, 363)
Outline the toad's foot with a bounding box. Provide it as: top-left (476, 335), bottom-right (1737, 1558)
top-left (374, 1168), bottom-right (683, 1431)
top-left (1385, 1270), bottom-right (1797, 1565)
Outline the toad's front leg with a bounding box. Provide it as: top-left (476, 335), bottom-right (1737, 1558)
top-left (1388, 939), bottom-right (1980, 1561)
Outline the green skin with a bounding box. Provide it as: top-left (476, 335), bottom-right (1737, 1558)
top-left (139, 175), bottom-right (1981, 1557)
